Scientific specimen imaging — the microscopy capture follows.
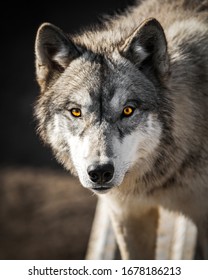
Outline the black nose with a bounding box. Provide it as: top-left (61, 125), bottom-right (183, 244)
top-left (87, 163), bottom-right (114, 184)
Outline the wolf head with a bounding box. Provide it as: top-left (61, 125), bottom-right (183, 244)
top-left (34, 18), bottom-right (171, 193)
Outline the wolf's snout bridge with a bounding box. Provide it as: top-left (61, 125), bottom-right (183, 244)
top-left (87, 163), bottom-right (114, 184)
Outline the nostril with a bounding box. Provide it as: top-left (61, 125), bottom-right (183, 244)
top-left (88, 170), bottom-right (100, 183)
top-left (103, 170), bottom-right (113, 182)
top-left (87, 163), bottom-right (114, 184)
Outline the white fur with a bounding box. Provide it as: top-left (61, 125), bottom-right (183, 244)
top-left (47, 113), bottom-right (62, 146)
top-left (53, 46), bottom-right (69, 65)
top-left (134, 45), bottom-right (149, 61)
top-left (112, 114), bottom-right (162, 184)
top-left (60, 113), bottom-right (162, 189)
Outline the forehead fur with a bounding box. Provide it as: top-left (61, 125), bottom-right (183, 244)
top-left (56, 52), bottom-right (102, 92)
top-left (48, 50), bottom-right (157, 111)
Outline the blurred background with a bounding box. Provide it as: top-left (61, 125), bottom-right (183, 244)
top-left (0, 0), bottom-right (134, 259)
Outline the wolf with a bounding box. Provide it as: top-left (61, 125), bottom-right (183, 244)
top-left (34, 0), bottom-right (208, 259)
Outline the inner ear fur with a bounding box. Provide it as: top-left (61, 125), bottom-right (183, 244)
top-left (119, 18), bottom-right (170, 81)
top-left (35, 23), bottom-right (80, 91)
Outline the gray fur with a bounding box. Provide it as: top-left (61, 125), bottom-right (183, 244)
top-left (34, 0), bottom-right (208, 259)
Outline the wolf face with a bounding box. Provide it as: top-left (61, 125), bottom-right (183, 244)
top-left (35, 19), bottom-right (170, 193)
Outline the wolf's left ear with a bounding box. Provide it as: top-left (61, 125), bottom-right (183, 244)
top-left (35, 23), bottom-right (80, 91)
top-left (119, 18), bottom-right (169, 80)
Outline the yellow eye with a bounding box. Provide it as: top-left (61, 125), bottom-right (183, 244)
top-left (123, 106), bottom-right (134, 117)
top-left (71, 108), bottom-right (81, 117)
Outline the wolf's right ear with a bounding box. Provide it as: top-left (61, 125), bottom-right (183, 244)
top-left (35, 23), bottom-right (80, 92)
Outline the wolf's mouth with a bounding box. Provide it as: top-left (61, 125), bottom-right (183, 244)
top-left (92, 187), bottom-right (112, 194)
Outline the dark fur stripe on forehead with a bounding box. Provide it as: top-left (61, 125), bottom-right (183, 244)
top-left (95, 54), bottom-right (116, 123)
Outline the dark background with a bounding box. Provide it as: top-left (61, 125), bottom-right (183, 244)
top-left (0, 0), bottom-right (134, 259)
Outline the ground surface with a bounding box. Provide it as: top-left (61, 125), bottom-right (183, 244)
top-left (0, 167), bottom-right (97, 260)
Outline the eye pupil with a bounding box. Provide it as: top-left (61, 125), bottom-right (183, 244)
top-left (71, 108), bottom-right (81, 117)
